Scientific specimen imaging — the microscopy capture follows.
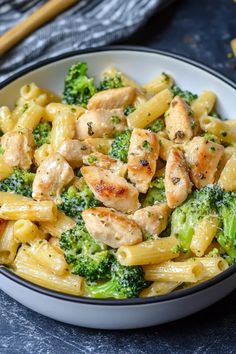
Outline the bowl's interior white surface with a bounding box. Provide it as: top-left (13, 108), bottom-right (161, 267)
top-left (0, 50), bottom-right (235, 118)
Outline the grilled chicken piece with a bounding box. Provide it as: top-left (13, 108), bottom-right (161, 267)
top-left (81, 166), bottom-right (139, 212)
top-left (165, 96), bottom-right (197, 143)
top-left (128, 128), bottom-right (159, 193)
top-left (32, 153), bottom-right (74, 201)
top-left (131, 203), bottom-right (171, 238)
top-left (75, 109), bottom-right (127, 140)
top-left (185, 136), bottom-right (224, 189)
top-left (87, 87), bottom-right (136, 110)
top-left (83, 152), bottom-right (127, 177)
top-left (57, 139), bottom-right (93, 168)
top-left (165, 148), bottom-right (192, 208)
top-left (1, 129), bottom-right (34, 170)
top-left (82, 207), bottom-right (142, 248)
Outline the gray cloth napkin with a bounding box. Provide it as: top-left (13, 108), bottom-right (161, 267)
top-left (0, 0), bottom-right (167, 82)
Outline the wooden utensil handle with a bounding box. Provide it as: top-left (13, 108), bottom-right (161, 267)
top-left (0, 0), bottom-right (78, 56)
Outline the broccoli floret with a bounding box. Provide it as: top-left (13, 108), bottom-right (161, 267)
top-left (146, 118), bottom-right (165, 133)
top-left (99, 75), bottom-right (123, 91)
top-left (0, 168), bottom-right (35, 197)
top-left (109, 129), bottom-right (131, 163)
top-left (124, 105), bottom-right (136, 116)
top-left (171, 85), bottom-right (198, 105)
top-left (57, 184), bottom-right (100, 222)
top-left (33, 122), bottom-right (51, 147)
top-left (171, 185), bottom-right (222, 253)
top-left (63, 62), bottom-right (97, 107)
top-left (142, 176), bottom-right (166, 207)
top-left (217, 192), bottom-right (236, 263)
top-left (86, 258), bottom-right (148, 299)
top-left (60, 223), bottom-right (112, 281)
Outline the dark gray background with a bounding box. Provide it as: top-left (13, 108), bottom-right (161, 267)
top-left (1, 0), bottom-right (236, 353)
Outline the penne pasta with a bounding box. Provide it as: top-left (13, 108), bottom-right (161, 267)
top-left (13, 219), bottom-right (45, 243)
top-left (191, 91), bottom-right (216, 119)
top-left (39, 211), bottom-right (76, 238)
top-left (102, 66), bottom-right (144, 92)
top-left (196, 257), bottom-right (229, 278)
top-left (144, 260), bottom-right (205, 283)
top-left (49, 237), bottom-right (64, 255)
top-left (218, 154), bottom-right (236, 191)
top-left (117, 237), bottom-right (180, 266)
top-left (200, 116), bottom-right (236, 144)
top-left (15, 101), bottom-right (45, 131)
top-left (0, 156), bottom-right (13, 181)
top-left (45, 102), bottom-right (85, 122)
top-left (30, 239), bottom-right (68, 276)
top-left (0, 200), bottom-right (57, 222)
top-left (0, 106), bottom-right (16, 133)
top-left (127, 89), bottom-right (173, 128)
top-left (140, 281), bottom-right (181, 297)
top-left (190, 215), bottom-right (219, 257)
top-left (14, 245), bottom-right (84, 295)
top-left (0, 221), bottom-right (19, 265)
top-left (34, 143), bottom-right (53, 166)
top-left (84, 137), bottom-right (112, 154)
top-left (143, 72), bottom-right (173, 96)
top-left (51, 110), bottom-right (76, 151)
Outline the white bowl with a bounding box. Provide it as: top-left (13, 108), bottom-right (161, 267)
top-left (0, 47), bottom-right (236, 329)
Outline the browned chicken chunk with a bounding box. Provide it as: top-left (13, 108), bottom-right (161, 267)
top-left (75, 109), bottom-right (127, 140)
top-left (165, 96), bottom-right (197, 143)
top-left (32, 153), bottom-right (74, 201)
top-left (131, 203), bottom-right (171, 238)
top-left (81, 166), bottom-right (139, 212)
top-left (83, 151), bottom-right (127, 177)
top-left (185, 136), bottom-right (224, 189)
top-left (87, 87), bottom-right (136, 110)
top-left (165, 148), bottom-right (192, 208)
top-left (1, 129), bottom-right (34, 170)
top-left (57, 139), bottom-right (93, 168)
top-left (82, 207), bottom-right (142, 248)
top-left (128, 128), bottom-right (159, 193)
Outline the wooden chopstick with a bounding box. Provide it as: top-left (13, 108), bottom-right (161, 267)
top-left (0, 0), bottom-right (79, 56)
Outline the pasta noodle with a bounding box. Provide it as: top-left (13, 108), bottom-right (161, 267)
top-left (127, 88), bottom-right (173, 128)
top-left (0, 221), bottom-right (19, 265)
top-left (117, 237), bottom-right (180, 266)
top-left (14, 246), bottom-right (84, 295)
top-left (144, 260), bottom-right (205, 283)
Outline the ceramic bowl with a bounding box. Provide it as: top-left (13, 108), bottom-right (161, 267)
top-left (0, 47), bottom-right (236, 329)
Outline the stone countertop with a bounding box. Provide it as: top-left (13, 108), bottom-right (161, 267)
top-left (1, 0), bottom-right (236, 353)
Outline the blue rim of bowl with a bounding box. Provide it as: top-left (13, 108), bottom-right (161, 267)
top-left (0, 45), bottom-right (236, 306)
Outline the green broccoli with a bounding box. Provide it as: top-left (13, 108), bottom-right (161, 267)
top-left (0, 168), bottom-right (35, 197)
top-left (124, 105), bottom-right (136, 116)
top-left (99, 75), bottom-right (123, 91)
top-left (209, 110), bottom-right (224, 120)
top-left (217, 192), bottom-right (236, 263)
top-left (86, 258), bottom-right (148, 299)
top-left (57, 184), bottom-right (100, 222)
top-left (33, 122), bottom-right (51, 147)
top-left (171, 185), bottom-right (222, 253)
top-left (146, 118), bottom-right (165, 133)
top-left (109, 129), bottom-right (131, 163)
top-left (60, 223), bottom-right (112, 282)
top-left (171, 85), bottom-right (198, 105)
top-left (63, 62), bottom-right (97, 107)
top-left (142, 176), bottom-right (166, 207)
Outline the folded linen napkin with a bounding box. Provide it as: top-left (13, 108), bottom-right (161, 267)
top-left (0, 0), bottom-right (168, 82)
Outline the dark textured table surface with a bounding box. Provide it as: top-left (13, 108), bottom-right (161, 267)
top-left (1, 0), bottom-right (236, 353)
